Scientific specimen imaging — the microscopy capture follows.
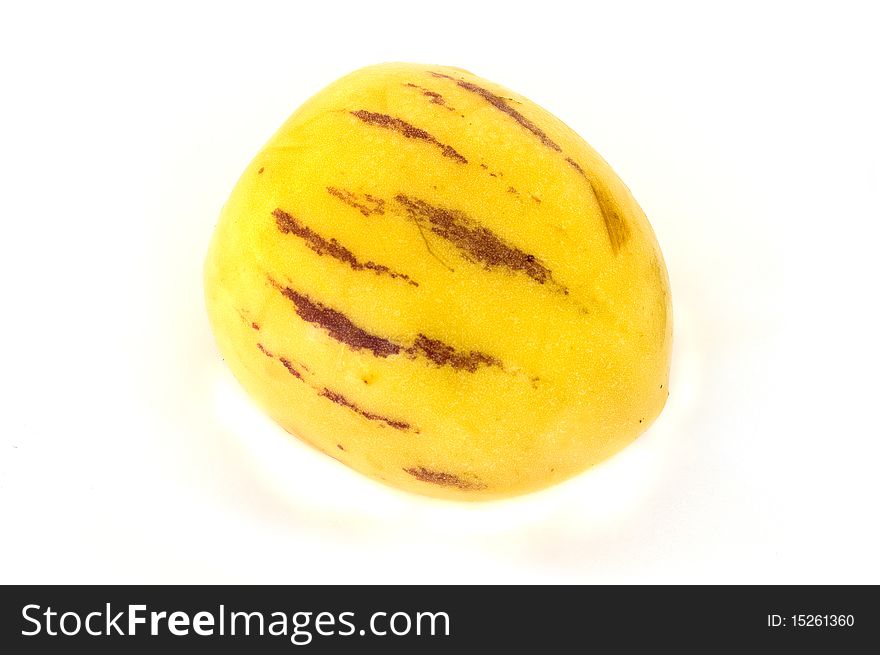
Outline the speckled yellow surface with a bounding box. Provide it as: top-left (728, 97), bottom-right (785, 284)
top-left (204, 63), bottom-right (671, 500)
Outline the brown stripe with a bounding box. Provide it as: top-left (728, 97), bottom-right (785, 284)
top-left (273, 208), bottom-right (417, 287)
top-left (565, 159), bottom-right (630, 254)
top-left (270, 279), bottom-right (402, 358)
top-left (278, 356), bottom-right (304, 380)
top-left (258, 343), bottom-right (305, 380)
top-left (320, 388), bottom-right (415, 432)
top-left (404, 83), bottom-right (456, 111)
top-left (407, 334), bottom-right (500, 373)
top-left (326, 186), bottom-right (386, 216)
top-left (394, 194), bottom-right (565, 292)
top-left (270, 279), bottom-right (506, 372)
top-left (404, 466), bottom-right (486, 490)
top-left (564, 157), bottom-right (586, 177)
top-left (255, 337), bottom-right (415, 431)
top-left (350, 110), bottom-right (467, 164)
top-left (430, 72), bottom-right (561, 152)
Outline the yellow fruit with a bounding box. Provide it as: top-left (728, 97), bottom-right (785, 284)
top-left (204, 62), bottom-right (671, 500)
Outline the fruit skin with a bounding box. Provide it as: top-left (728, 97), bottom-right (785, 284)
top-left (204, 62), bottom-right (671, 500)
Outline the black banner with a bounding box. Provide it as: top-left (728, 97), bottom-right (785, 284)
top-left (1, 585), bottom-right (875, 652)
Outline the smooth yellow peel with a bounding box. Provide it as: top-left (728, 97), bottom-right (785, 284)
top-left (204, 63), bottom-right (671, 500)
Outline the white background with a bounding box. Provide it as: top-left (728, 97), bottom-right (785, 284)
top-left (1, 1), bottom-right (878, 584)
